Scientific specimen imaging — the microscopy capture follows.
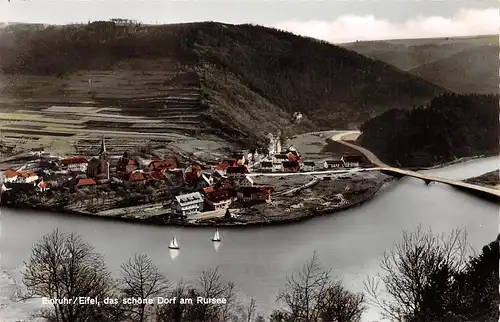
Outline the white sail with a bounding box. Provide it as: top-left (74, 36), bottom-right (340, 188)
top-left (169, 236), bottom-right (179, 249)
top-left (212, 229), bottom-right (221, 242)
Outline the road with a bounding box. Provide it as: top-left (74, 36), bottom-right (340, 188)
top-left (330, 131), bottom-right (389, 167)
top-left (330, 131), bottom-right (500, 199)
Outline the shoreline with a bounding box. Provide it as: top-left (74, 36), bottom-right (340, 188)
top-left (409, 155), bottom-right (493, 171)
top-left (1, 179), bottom-right (394, 228)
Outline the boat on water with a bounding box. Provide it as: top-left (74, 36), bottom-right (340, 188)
top-left (212, 229), bottom-right (221, 242)
top-left (169, 236), bottom-right (179, 249)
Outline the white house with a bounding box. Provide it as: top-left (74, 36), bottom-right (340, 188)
top-left (323, 159), bottom-right (344, 169)
top-left (171, 192), bottom-right (204, 218)
top-left (272, 161), bottom-right (282, 172)
top-left (60, 157), bottom-right (88, 172)
top-left (301, 161), bottom-right (316, 172)
top-left (342, 155), bottom-right (364, 168)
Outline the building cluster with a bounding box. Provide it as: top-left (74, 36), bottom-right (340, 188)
top-left (1, 137), bottom-right (364, 221)
top-left (170, 150), bottom-right (274, 219)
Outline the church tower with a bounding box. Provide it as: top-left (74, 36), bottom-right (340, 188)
top-left (98, 137), bottom-right (110, 181)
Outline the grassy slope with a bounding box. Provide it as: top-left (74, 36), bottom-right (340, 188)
top-left (408, 45), bottom-right (499, 94)
top-left (342, 35), bottom-right (498, 94)
top-left (0, 22), bottom-right (445, 149)
top-left (341, 35), bottom-right (497, 70)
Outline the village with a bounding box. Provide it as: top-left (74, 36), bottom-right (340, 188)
top-left (0, 134), bottom-right (377, 226)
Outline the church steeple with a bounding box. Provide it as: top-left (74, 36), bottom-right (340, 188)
top-left (99, 137), bottom-right (106, 155)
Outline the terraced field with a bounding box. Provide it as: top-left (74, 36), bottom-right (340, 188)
top-left (0, 60), bottom-right (217, 157)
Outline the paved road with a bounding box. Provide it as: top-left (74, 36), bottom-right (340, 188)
top-left (248, 168), bottom-right (368, 177)
top-left (330, 131), bottom-right (500, 198)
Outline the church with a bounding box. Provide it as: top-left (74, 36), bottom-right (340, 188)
top-left (86, 137), bottom-right (110, 184)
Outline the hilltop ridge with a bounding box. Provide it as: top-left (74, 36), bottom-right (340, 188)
top-left (0, 21), bottom-right (445, 152)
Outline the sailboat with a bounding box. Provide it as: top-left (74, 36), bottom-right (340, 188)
top-left (169, 236), bottom-right (179, 249)
top-left (212, 229), bottom-right (221, 242)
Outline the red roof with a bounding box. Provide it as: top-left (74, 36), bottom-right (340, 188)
top-left (128, 172), bottom-right (147, 182)
top-left (149, 159), bottom-right (176, 170)
top-left (202, 186), bottom-right (215, 194)
top-left (61, 157), bottom-right (88, 165)
top-left (77, 178), bottom-right (96, 186)
top-left (4, 169), bottom-right (18, 178)
top-left (206, 188), bottom-right (236, 203)
top-left (151, 171), bottom-right (166, 180)
top-left (18, 171), bottom-right (38, 178)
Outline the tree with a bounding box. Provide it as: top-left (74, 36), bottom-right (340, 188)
top-left (364, 225), bottom-right (470, 321)
top-left (155, 267), bottom-right (240, 322)
top-left (275, 251), bottom-right (365, 322)
top-left (20, 229), bottom-right (120, 322)
top-left (119, 253), bottom-right (171, 322)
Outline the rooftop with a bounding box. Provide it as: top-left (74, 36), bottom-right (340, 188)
top-left (175, 192), bottom-right (204, 205)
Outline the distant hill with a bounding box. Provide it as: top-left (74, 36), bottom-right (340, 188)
top-left (0, 21), bottom-right (444, 149)
top-left (341, 35), bottom-right (497, 70)
top-left (358, 93), bottom-right (499, 168)
top-left (408, 45), bottom-right (499, 94)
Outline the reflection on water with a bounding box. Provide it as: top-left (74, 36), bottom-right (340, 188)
top-left (169, 249), bottom-right (179, 260)
top-left (213, 241), bottom-right (221, 252)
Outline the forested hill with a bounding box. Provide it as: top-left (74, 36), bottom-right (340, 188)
top-left (0, 21), bottom-right (445, 142)
top-left (357, 93), bottom-right (499, 168)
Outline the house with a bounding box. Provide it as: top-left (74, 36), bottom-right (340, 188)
top-left (231, 151), bottom-right (246, 165)
top-left (127, 171), bottom-right (148, 183)
top-left (59, 157), bottom-right (88, 172)
top-left (237, 175), bottom-right (254, 187)
top-left (16, 171), bottom-right (39, 183)
top-left (342, 155), bottom-right (364, 168)
top-left (117, 152), bottom-right (139, 174)
top-left (272, 161), bottom-right (282, 172)
top-left (185, 165), bottom-right (202, 184)
top-left (323, 159), bottom-right (344, 169)
top-left (216, 178), bottom-right (235, 189)
top-left (215, 158), bottom-right (238, 174)
top-left (171, 192), bottom-right (204, 217)
top-left (282, 160), bottom-right (300, 172)
top-left (274, 154), bottom-right (289, 162)
top-left (3, 169), bottom-right (19, 183)
top-left (236, 186), bottom-right (273, 203)
top-left (302, 161), bottom-right (316, 172)
top-left (76, 178), bottom-right (96, 187)
top-left (204, 188), bottom-right (236, 211)
top-left (226, 166), bottom-right (249, 180)
top-left (196, 173), bottom-right (214, 190)
top-left (260, 161), bottom-right (273, 172)
top-left (148, 157), bottom-right (178, 172)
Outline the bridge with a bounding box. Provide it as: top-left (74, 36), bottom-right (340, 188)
top-left (331, 131), bottom-right (500, 202)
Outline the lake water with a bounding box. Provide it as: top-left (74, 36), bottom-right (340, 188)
top-left (0, 156), bottom-right (498, 321)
